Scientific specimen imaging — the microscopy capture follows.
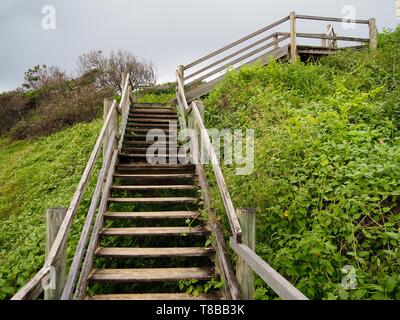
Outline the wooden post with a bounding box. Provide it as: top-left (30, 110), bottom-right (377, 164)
top-left (369, 18), bottom-right (377, 50)
top-left (103, 98), bottom-right (113, 159)
top-left (272, 35), bottom-right (279, 49)
top-left (236, 208), bottom-right (256, 300)
top-left (177, 65), bottom-right (184, 85)
top-left (289, 12), bottom-right (297, 63)
top-left (45, 208), bottom-right (67, 300)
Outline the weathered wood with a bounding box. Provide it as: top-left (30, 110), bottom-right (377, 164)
top-left (103, 98), bottom-right (114, 159)
top-left (185, 45), bottom-right (289, 101)
top-left (296, 14), bottom-right (369, 24)
top-left (42, 100), bottom-right (118, 274)
top-left (369, 18), bottom-right (378, 50)
top-left (118, 73), bottom-right (131, 152)
top-left (11, 266), bottom-right (51, 300)
top-left (44, 208), bottom-right (67, 300)
top-left (185, 34), bottom-right (290, 88)
top-left (61, 133), bottom-right (115, 300)
top-left (73, 150), bottom-right (119, 300)
top-left (296, 33), bottom-right (370, 43)
top-left (230, 238), bottom-right (308, 300)
top-left (95, 247), bottom-right (214, 258)
top-left (195, 163), bottom-right (241, 300)
top-left (107, 197), bottom-right (198, 204)
top-left (236, 208), bottom-right (255, 300)
top-left (100, 226), bottom-right (210, 237)
top-left (190, 101), bottom-right (242, 243)
top-left (105, 211), bottom-right (198, 220)
top-left (111, 185), bottom-right (197, 191)
top-left (183, 16), bottom-right (290, 70)
top-left (176, 66), bottom-right (189, 130)
top-left (88, 267), bottom-right (215, 283)
top-left (290, 12), bottom-right (297, 63)
top-left (184, 32), bottom-right (284, 81)
top-left (86, 293), bottom-right (220, 300)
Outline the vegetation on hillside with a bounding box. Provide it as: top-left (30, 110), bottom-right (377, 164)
top-left (204, 28), bottom-right (400, 300)
top-left (0, 121), bottom-right (102, 299)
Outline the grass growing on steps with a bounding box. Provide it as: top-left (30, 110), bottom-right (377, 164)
top-left (203, 28), bottom-right (400, 300)
top-left (0, 120), bottom-right (102, 299)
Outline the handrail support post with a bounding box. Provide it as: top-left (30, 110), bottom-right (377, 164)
top-left (236, 208), bottom-right (256, 300)
top-left (369, 18), bottom-right (378, 50)
top-left (289, 12), bottom-right (297, 63)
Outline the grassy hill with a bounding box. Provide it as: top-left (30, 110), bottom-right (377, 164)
top-left (1, 28), bottom-right (400, 300)
top-left (204, 28), bottom-right (400, 299)
top-left (0, 121), bottom-right (101, 299)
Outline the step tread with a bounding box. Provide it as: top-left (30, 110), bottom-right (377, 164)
top-left (114, 173), bottom-right (196, 178)
top-left (100, 226), bottom-right (210, 236)
top-left (95, 247), bottom-right (214, 258)
top-left (85, 293), bottom-right (220, 300)
top-left (104, 211), bottom-right (199, 220)
top-left (108, 197), bottom-right (198, 204)
top-left (111, 185), bottom-right (198, 191)
top-left (88, 267), bottom-right (215, 282)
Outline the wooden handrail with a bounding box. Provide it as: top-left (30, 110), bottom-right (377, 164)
top-left (296, 14), bottom-right (369, 24)
top-left (183, 16), bottom-right (290, 70)
top-left (190, 101), bottom-right (242, 243)
top-left (230, 239), bottom-right (308, 300)
top-left (185, 34), bottom-right (290, 88)
top-left (296, 33), bottom-right (370, 43)
top-left (184, 32), bottom-right (286, 81)
top-left (12, 74), bottom-right (132, 300)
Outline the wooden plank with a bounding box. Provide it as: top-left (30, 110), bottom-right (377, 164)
top-left (95, 247), bottom-right (214, 258)
top-left (104, 211), bottom-right (199, 220)
top-left (185, 34), bottom-right (290, 88)
top-left (88, 267), bottom-right (215, 283)
top-left (184, 32), bottom-right (283, 81)
top-left (236, 208), bottom-right (255, 300)
top-left (111, 185), bottom-right (198, 191)
top-left (191, 102), bottom-right (242, 243)
top-left (100, 226), bottom-right (210, 237)
top-left (85, 293), bottom-right (220, 300)
top-left (296, 33), bottom-right (370, 43)
top-left (290, 12), bottom-right (297, 63)
top-left (114, 173), bottom-right (196, 179)
top-left (73, 150), bottom-right (119, 300)
top-left (185, 46), bottom-right (289, 101)
top-left (183, 16), bottom-right (290, 70)
top-left (296, 14), bottom-right (369, 24)
top-left (43, 101), bottom-right (118, 274)
top-left (11, 266), bottom-right (51, 300)
top-left (107, 197), bottom-right (198, 204)
top-left (45, 208), bottom-right (67, 300)
top-left (369, 18), bottom-right (377, 50)
top-left (195, 162), bottom-right (241, 300)
top-left (61, 134), bottom-right (116, 300)
top-left (230, 238), bottom-right (308, 300)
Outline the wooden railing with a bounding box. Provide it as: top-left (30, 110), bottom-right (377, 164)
top-left (179, 12), bottom-right (377, 101)
top-left (180, 99), bottom-right (308, 300)
top-left (11, 73), bottom-right (132, 300)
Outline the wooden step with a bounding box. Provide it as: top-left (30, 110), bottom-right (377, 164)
top-left (85, 293), bottom-right (220, 300)
top-left (95, 247), bottom-right (214, 258)
top-left (126, 128), bottom-right (178, 134)
top-left (130, 108), bottom-right (176, 113)
top-left (117, 163), bottom-right (195, 170)
top-left (111, 185), bottom-right (198, 191)
top-left (124, 134), bottom-right (180, 141)
top-left (129, 114), bottom-right (178, 119)
top-left (107, 197), bottom-right (198, 204)
top-left (100, 226), bottom-right (210, 237)
top-left (123, 141), bottom-right (178, 146)
top-left (104, 211), bottom-right (199, 220)
top-left (127, 118), bottom-right (178, 123)
top-left (88, 267), bottom-right (214, 283)
top-left (114, 173), bottom-right (196, 180)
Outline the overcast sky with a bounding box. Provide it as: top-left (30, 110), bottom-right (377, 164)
top-left (0, 0), bottom-right (398, 92)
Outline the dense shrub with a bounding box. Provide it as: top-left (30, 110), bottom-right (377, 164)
top-left (204, 28), bottom-right (400, 300)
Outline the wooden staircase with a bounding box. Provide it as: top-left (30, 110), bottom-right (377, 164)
top-left (83, 103), bottom-right (223, 300)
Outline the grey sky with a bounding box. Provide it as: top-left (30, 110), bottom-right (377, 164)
top-left (0, 0), bottom-right (398, 92)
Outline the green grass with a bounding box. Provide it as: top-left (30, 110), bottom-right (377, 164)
top-left (203, 28), bottom-right (400, 300)
top-left (0, 120), bottom-right (102, 299)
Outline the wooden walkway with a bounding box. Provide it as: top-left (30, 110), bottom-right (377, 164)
top-left (12, 12), bottom-right (377, 301)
